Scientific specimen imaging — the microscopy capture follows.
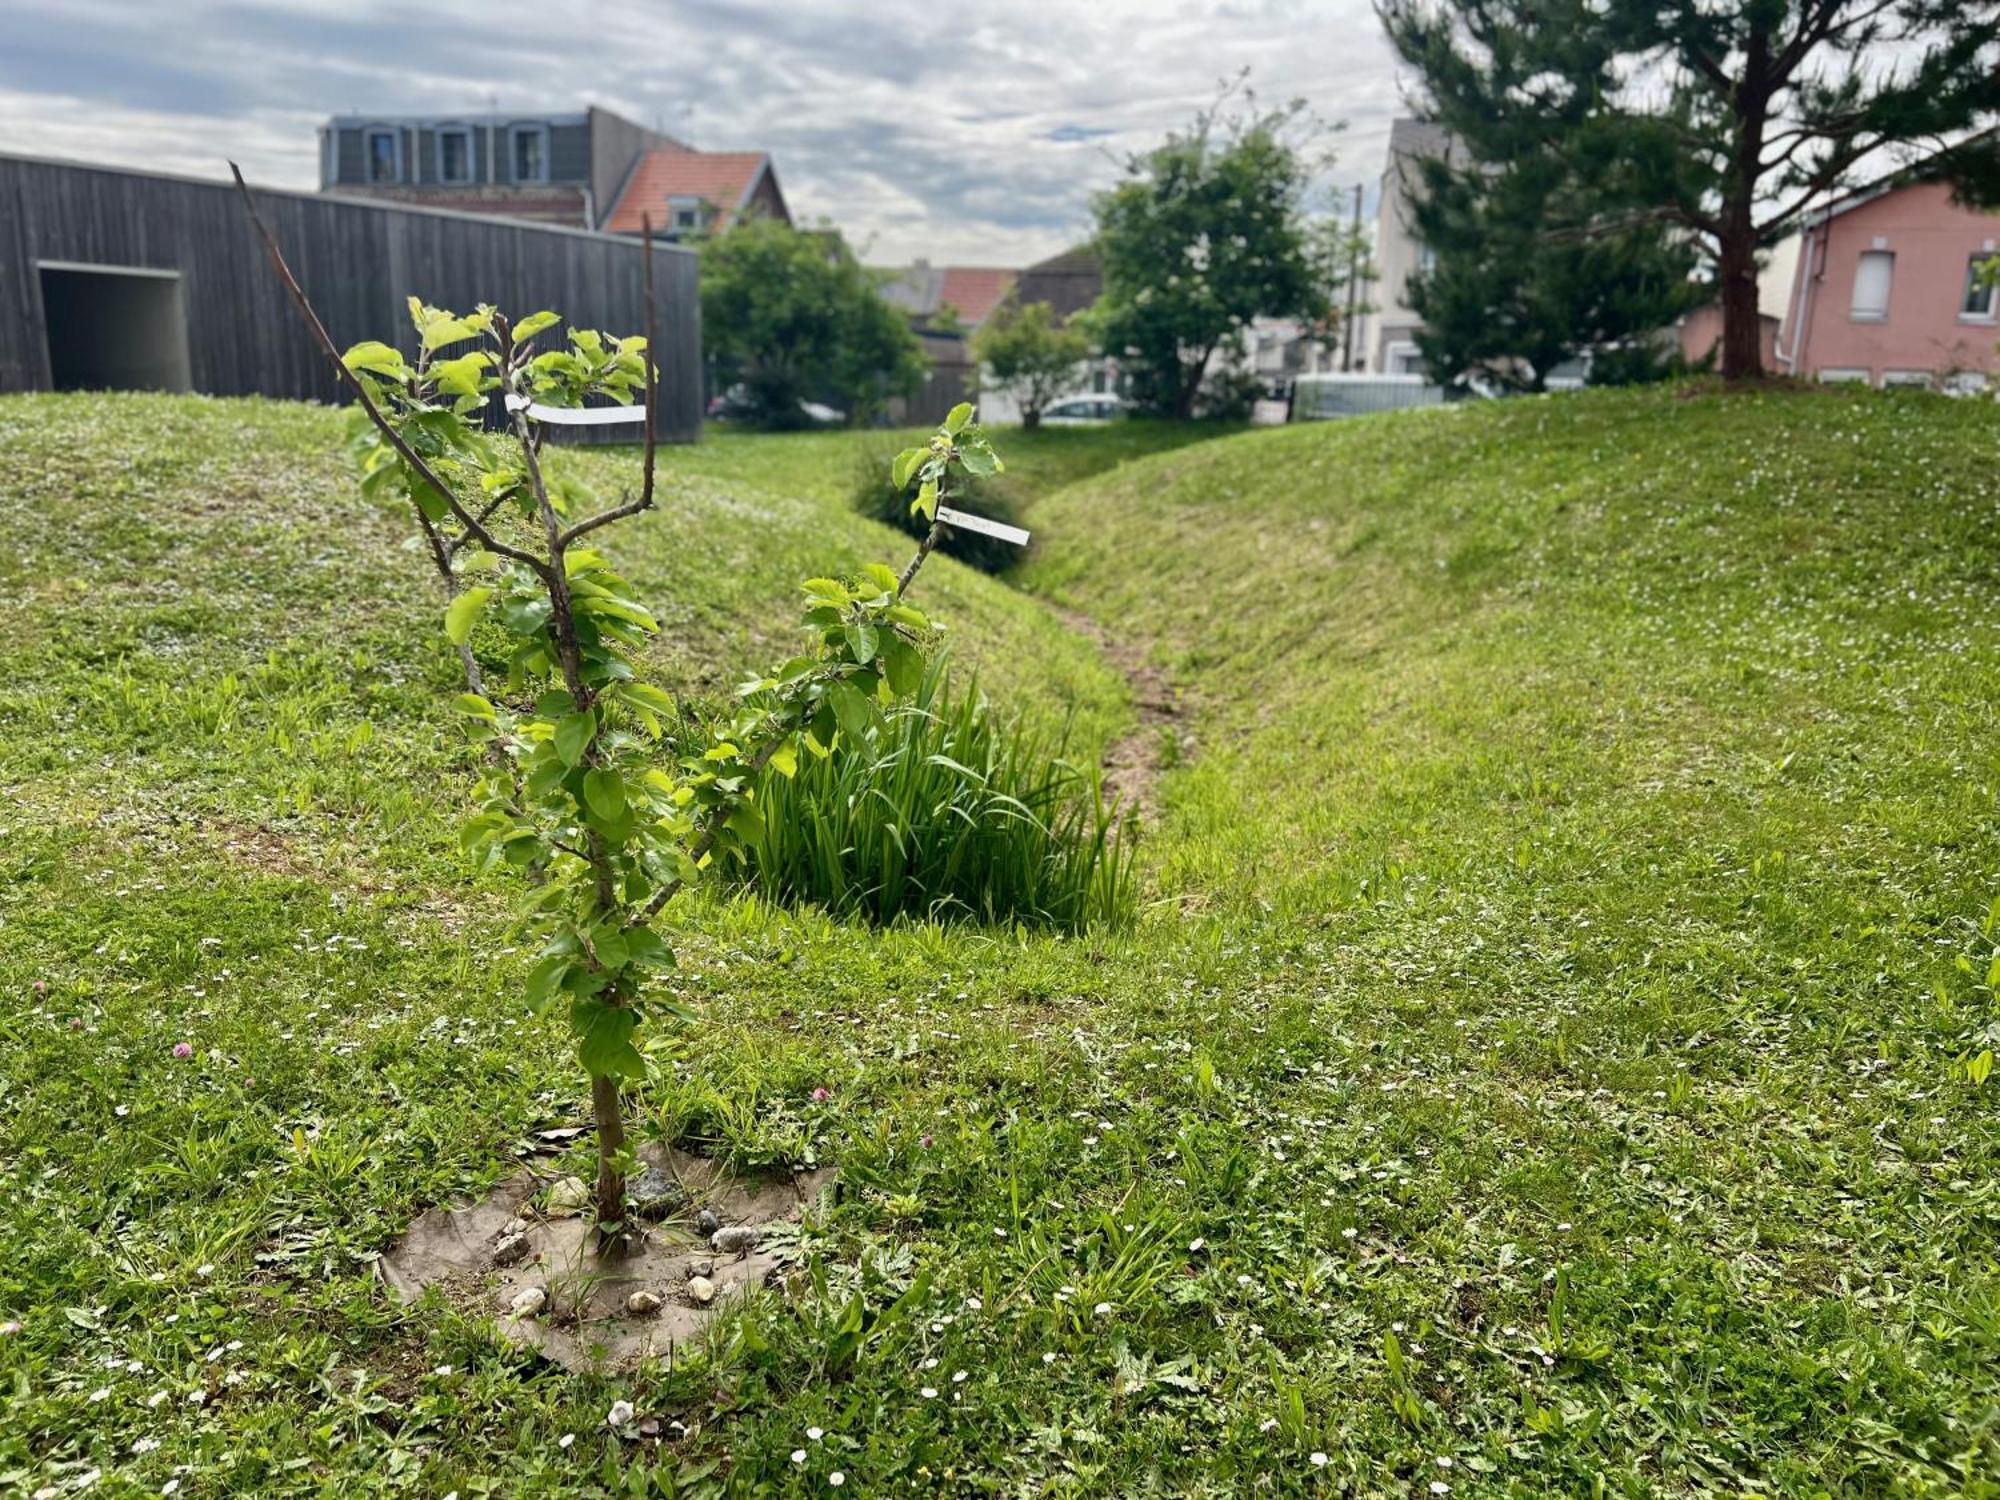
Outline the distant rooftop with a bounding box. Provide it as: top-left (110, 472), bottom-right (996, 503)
top-left (879, 264), bottom-right (1018, 328)
top-left (603, 147), bottom-right (781, 235)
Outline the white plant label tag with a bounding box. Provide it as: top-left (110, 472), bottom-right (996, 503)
top-left (936, 505), bottom-right (1030, 547)
top-left (501, 393), bottom-right (647, 426)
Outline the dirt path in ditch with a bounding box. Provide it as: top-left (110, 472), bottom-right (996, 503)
top-left (1051, 606), bottom-right (1186, 826)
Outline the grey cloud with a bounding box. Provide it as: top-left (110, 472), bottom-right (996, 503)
top-left (0, 0), bottom-right (1403, 264)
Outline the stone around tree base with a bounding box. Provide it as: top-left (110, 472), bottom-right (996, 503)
top-left (377, 1143), bottom-right (835, 1374)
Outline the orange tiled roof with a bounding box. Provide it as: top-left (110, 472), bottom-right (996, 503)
top-left (604, 147), bottom-right (772, 234)
top-left (936, 267), bottom-right (1017, 327)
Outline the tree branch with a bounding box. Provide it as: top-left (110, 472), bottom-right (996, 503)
top-left (229, 162), bottom-right (550, 579)
top-left (896, 516), bottom-right (949, 596)
top-left (1755, 136), bottom-right (1882, 237)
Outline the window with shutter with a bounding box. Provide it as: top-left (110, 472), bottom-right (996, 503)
top-left (1850, 251), bottom-right (1894, 321)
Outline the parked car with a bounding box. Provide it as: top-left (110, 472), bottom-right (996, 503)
top-left (706, 385), bottom-right (847, 426)
top-left (1040, 395), bottom-right (1131, 425)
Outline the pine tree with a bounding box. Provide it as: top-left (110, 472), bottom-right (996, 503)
top-left (1378, 0), bottom-right (2000, 379)
top-left (1407, 147), bottom-right (1703, 390)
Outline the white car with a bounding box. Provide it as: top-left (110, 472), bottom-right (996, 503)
top-left (1039, 395), bottom-right (1132, 425)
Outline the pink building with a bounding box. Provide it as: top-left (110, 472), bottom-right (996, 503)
top-left (1780, 177), bottom-right (2000, 391)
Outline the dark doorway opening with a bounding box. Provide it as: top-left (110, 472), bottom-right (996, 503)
top-left (40, 263), bottom-right (193, 393)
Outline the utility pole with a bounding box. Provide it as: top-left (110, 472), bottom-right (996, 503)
top-left (1340, 182), bottom-right (1365, 372)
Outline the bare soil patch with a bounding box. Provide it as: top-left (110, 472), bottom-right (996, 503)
top-left (1051, 606), bottom-right (1186, 825)
top-left (379, 1143), bottom-right (834, 1373)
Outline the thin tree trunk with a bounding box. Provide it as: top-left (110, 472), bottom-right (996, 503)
top-left (590, 1070), bottom-right (628, 1230)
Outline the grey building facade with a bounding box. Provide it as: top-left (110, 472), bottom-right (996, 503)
top-left (319, 106), bottom-right (684, 231)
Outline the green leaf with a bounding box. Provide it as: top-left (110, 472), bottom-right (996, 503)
top-left (944, 402), bottom-right (974, 434)
top-left (432, 350), bottom-right (492, 397)
top-left (959, 444), bottom-right (999, 477)
top-left (514, 310), bottom-right (561, 341)
top-left (624, 926), bottom-right (677, 970)
top-left (620, 682), bottom-right (676, 717)
top-left (409, 475), bottom-right (450, 524)
top-left (590, 924), bottom-right (630, 970)
top-left (342, 340), bottom-right (409, 378)
top-left (914, 479), bottom-right (938, 520)
top-left (577, 595), bottom-right (659, 631)
top-left (454, 692), bottom-right (496, 720)
top-left (891, 446), bottom-right (927, 490)
top-left (879, 635), bottom-right (922, 696)
top-left (576, 1004), bottom-right (639, 1079)
top-left (725, 801), bottom-right (764, 842)
top-left (829, 682), bottom-right (875, 744)
top-left (524, 954), bottom-right (570, 1015)
top-left (420, 316), bottom-right (480, 350)
top-left (766, 737), bottom-right (799, 779)
top-left (844, 621), bottom-right (879, 664)
top-left (444, 587), bottom-right (494, 646)
top-left (554, 709), bottom-right (597, 768)
top-left (583, 768), bottom-right (626, 821)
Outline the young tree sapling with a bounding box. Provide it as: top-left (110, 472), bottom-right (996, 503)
top-left (232, 167), bottom-right (1003, 1240)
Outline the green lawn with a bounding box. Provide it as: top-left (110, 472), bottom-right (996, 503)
top-left (3, 386), bottom-right (1998, 1496)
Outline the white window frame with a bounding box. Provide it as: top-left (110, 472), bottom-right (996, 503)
top-left (435, 125), bottom-right (473, 186)
top-left (667, 194), bottom-right (706, 233)
top-left (1880, 369), bottom-right (1934, 390)
top-left (1942, 371), bottom-right (1990, 398)
top-left (364, 126), bottom-right (401, 185)
top-left (509, 122), bottom-right (550, 184)
top-left (1817, 367), bottom-right (1871, 384)
top-left (1960, 254), bottom-right (1998, 322)
top-left (1849, 250), bottom-right (1894, 322)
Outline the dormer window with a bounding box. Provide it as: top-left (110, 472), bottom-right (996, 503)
top-left (437, 126), bottom-right (472, 185)
top-left (668, 195), bottom-right (708, 234)
top-left (365, 128), bottom-right (400, 184)
top-left (510, 123), bottom-right (549, 184)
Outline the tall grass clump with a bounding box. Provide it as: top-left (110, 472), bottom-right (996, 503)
top-left (731, 662), bottom-right (1132, 928)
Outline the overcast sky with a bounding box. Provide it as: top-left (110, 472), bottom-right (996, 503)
top-left (0, 0), bottom-right (1406, 265)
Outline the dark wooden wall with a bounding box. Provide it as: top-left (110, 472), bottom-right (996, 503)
top-left (0, 154), bottom-right (703, 441)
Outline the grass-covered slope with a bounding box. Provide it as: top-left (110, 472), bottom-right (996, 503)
top-left (4, 386), bottom-right (1998, 1497)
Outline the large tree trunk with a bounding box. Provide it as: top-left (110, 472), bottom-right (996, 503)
top-left (1717, 218), bottom-right (1764, 381)
top-left (1022, 407), bottom-right (1042, 431)
top-left (1718, 31), bottom-right (1771, 382)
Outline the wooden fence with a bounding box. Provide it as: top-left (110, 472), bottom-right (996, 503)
top-left (0, 153), bottom-right (703, 441)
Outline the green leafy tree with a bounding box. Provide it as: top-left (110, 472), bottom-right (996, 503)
top-left (972, 299), bottom-right (1090, 429)
top-left (235, 171), bottom-right (999, 1237)
top-left (1088, 92), bottom-right (1333, 419)
top-left (1379, 0), bottom-right (2000, 380)
top-left (1407, 149), bottom-right (1703, 391)
top-left (701, 218), bottom-right (927, 428)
